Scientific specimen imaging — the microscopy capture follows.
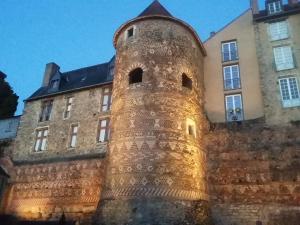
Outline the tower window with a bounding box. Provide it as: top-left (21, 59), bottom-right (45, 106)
top-left (127, 28), bottom-right (134, 38)
top-left (186, 118), bottom-right (196, 138)
top-left (188, 125), bottom-right (195, 137)
top-left (182, 73), bottom-right (192, 90)
top-left (129, 68), bottom-right (143, 84)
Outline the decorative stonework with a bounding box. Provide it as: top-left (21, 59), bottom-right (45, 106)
top-left (96, 18), bottom-right (209, 225)
top-left (7, 159), bottom-right (105, 223)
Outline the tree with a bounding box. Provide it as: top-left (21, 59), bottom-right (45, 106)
top-left (0, 71), bottom-right (18, 119)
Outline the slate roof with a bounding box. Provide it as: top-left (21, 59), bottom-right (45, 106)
top-left (27, 57), bottom-right (114, 101)
top-left (138, 0), bottom-right (173, 18)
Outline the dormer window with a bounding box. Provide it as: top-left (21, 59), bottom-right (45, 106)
top-left (48, 70), bottom-right (61, 92)
top-left (50, 79), bottom-right (59, 89)
top-left (268, 1), bottom-right (282, 14)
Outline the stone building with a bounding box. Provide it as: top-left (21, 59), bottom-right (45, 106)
top-left (0, 1), bottom-right (300, 225)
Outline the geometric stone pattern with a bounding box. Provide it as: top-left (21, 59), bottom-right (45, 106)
top-left (102, 19), bottom-right (208, 201)
top-left (6, 159), bottom-right (104, 224)
top-left (96, 17), bottom-right (210, 225)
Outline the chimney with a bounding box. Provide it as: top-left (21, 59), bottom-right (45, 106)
top-left (250, 0), bottom-right (259, 14)
top-left (42, 62), bottom-right (60, 87)
top-left (288, 0), bottom-right (299, 6)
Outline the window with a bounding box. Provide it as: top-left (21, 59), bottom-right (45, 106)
top-left (182, 73), bottom-right (193, 90)
top-left (98, 119), bottom-right (110, 143)
top-left (222, 41), bottom-right (238, 62)
top-left (188, 125), bottom-right (195, 137)
top-left (186, 118), bottom-right (196, 138)
top-left (279, 77), bottom-right (300, 108)
top-left (69, 124), bottom-right (79, 148)
top-left (223, 65), bottom-right (241, 90)
top-left (101, 87), bottom-right (112, 112)
top-left (268, 1), bottom-right (282, 14)
top-left (64, 97), bottom-right (73, 119)
top-left (34, 128), bottom-right (48, 152)
top-left (225, 94), bottom-right (244, 122)
top-left (273, 46), bottom-right (294, 71)
top-left (39, 100), bottom-right (53, 122)
top-left (50, 79), bottom-right (59, 89)
top-left (129, 68), bottom-right (143, 84)
top-left (269, 21), bottom-right (289, 41)
top-left (127, 27), bottom-right (134, 38)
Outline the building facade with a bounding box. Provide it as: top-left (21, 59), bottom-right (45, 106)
top-left (1, 1), bottom-right (300, 225)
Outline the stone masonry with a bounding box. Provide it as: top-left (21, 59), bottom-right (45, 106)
top-left (206, 120), bottom-right (300, 225)
top-left (95, 16), bottom-right (212, 225)
top-left (1, 1), bottom-right (300, 225)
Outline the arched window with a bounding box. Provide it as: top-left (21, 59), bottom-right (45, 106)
top-left (182, 73), bottom-right (192, 90)
top-left (129, 68), bottom-right (143, 84)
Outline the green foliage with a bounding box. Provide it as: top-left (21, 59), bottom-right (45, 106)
top-left (0, 72), bottom-right (18, 119)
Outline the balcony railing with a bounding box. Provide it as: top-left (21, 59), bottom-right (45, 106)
top-left (226, 108), bottom-right (244, 122)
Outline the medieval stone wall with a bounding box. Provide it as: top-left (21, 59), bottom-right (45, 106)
top-left (206, 120), bottom-right (300, 225)
top-left (5, 159), bottom-right (105, 224)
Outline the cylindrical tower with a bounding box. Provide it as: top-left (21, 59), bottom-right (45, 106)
top-left (96, 1), bottom-right (211, 225)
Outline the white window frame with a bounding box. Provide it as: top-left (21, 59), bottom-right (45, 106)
top-left (268, 20), bottom-right (289, 41)
top-left (223, 65), bottom-right (241, 90)
top-left (222, 41), bottom-right (238, 62)
top-left (225, 94), bottom-right (244, 122)
top-left (101, 87), bottom-right (112, 112)
top-left (279, 77), bottom-right (300, 108)
top-left (34, 127), bottom-right (49, 152)
top-left (98, 118), bottom-right (110, 143)
top-left (63, 96), bottom-right (73, 119)
top-left (69, 124), bottom-right (79, 148)
top-left (273, 46), bottom-right (294, 71)
top-left (39, 100), bottom-right (53, 122)
top-left (268, 1), bottom-right (282, 14)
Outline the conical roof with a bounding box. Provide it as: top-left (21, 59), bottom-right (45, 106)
top-left (138, 0), bottom-right (173, 17)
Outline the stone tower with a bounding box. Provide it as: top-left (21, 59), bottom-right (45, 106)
top-left (95, 1), bottom-right (211, 224)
